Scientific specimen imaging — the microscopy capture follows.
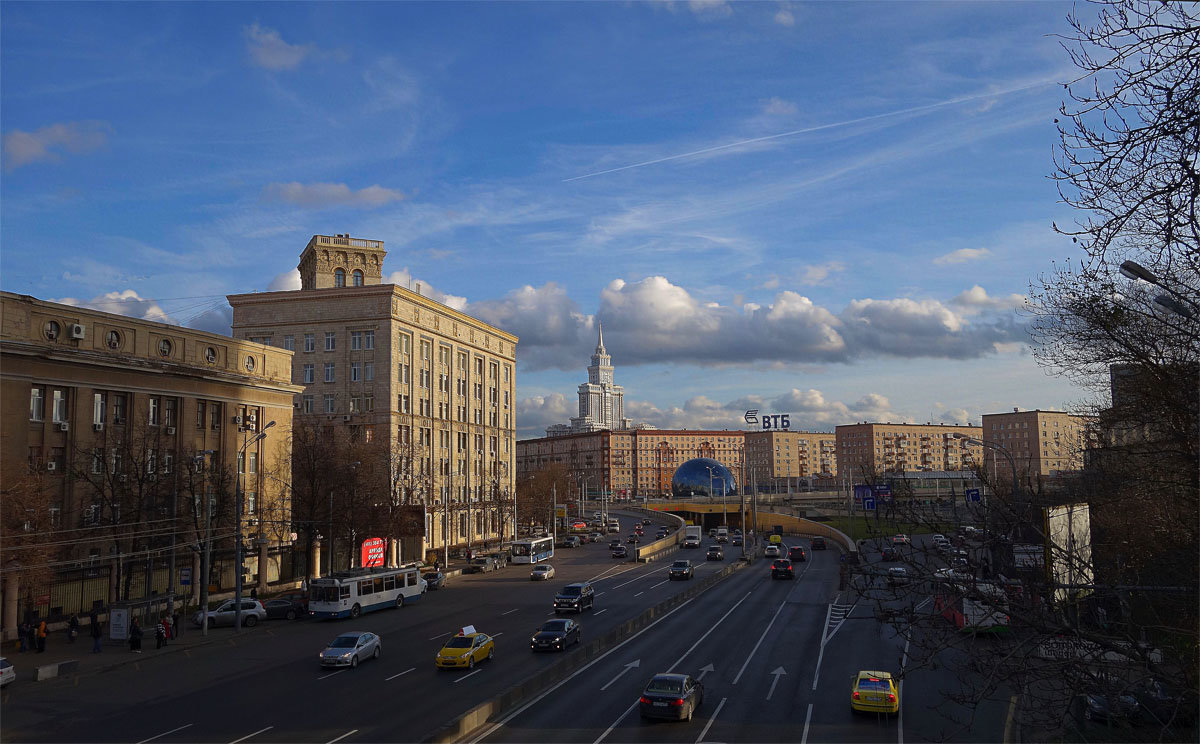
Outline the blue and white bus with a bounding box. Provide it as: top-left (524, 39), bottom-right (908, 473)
top-left (511, 536), bottom-right (554, 564)
top-left (309, 564), bottom-right (426, 620)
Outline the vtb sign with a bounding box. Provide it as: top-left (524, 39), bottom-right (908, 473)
top-left (746, 410), bottom-right (791, 430)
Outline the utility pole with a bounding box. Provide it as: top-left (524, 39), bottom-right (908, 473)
top-left (235, 420), bottom-right (274, 633)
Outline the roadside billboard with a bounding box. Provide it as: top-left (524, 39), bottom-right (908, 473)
top-left (1044, 502), bottom-right (1094, 604)
top-left (360, 537), bottom-right (386, 567)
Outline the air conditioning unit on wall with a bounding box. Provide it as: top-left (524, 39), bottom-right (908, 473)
top-left (45, 462), bottom-right (57, 472)
top-left (57, 422), bottom-right (70, 432)
top-left (93, 423), bottom-right (105, 432)
top-left (166, 427), bottom-right (176, 435)
top-left (69, 324), bottom-right (86, 340)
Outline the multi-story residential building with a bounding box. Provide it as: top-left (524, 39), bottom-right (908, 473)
top-left (835, 422), bottom-right (982, 477)
top-left (1, 292), bottom-right (300, 638)
top-left (228, 234), bottom-right (517, 566)
top-left (744, 430), bottom-right (837, 492)
top-left (546, 323), bottom-right (633, 436)
top-left (980, 408), bottom-right (1094, 480)
top-left (518, 429), bottom-right (745, 500)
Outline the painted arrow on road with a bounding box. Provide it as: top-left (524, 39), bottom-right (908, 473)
top-left (600, 659), bottom-right (641, 691)
top-left (696, 663), bottom-right (715, 681)
top-left (766, 666), bottom-right (787, 701)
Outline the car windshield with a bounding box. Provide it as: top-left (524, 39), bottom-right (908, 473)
top-left (541, 621), bottom-right (568, 632)
top-left (858, 678), bottom-right (890, 691)
top-left (672, 562), bottom-right (688, 568)
top-left (560, 586), bottom-right (581, 596)
top-left (328, 636), bottom-right (359, 648)
top-left (423, 573), bottom-right (439, 580)
top-left (444, 636), bottom-right (474, 648)
top-left (646, 678), bottom-right (684, 694)
top-left (533, 565), bottom-right (549, 572)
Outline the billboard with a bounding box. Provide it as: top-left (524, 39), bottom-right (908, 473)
top-left (360, 537), bottom-right (386, 568)
top-left (1044, 502), bottom-right (1094, 604)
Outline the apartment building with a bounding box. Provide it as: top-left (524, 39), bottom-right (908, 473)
top-left (744, 430), bottom-right (837, 491)
top-left (517, 428), bottom-right (745, 499)
top-left (980, 408), bottom-right (1094, 479)
top-left (228, 234), bottom-right (517, 563)
top-left (1, 292), bottom-right (299, 636)
top-left (834, 422), bottom-right (982, 477)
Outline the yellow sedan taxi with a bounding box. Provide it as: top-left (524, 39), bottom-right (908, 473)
top-left (850, 670), bottom-right (899, 714)
top-left (435, 626), bottom-right (495, 670)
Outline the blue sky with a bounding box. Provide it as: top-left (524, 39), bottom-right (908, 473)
top-left (2, 1), bottom-right (1094, 439)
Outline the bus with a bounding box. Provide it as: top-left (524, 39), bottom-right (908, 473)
top-left (511, 536), bottom-right (555, 564)
top-left (309, 564), bottom-right (426, 620)
top-left (934, 579), bottom-right (1009, 634)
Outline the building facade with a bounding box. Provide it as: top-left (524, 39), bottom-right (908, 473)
top-left (980, 409), bottom-right (1094, 480)
top-left (228, 234), bottom-right (518, 565)
top-left (518, 428), bottom-right (745, 500)
top-left (834, 422), bottom-right (983, 478)
top-left (744, 430), bottom-right (837, 492)
top-left (1, 292), bottom-right (300, 639)
top-left (546, 323), bottom-right (632, 436)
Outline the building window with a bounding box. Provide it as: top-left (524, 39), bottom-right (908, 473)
top-left (421, 341), bottom-right (430, 360)
top-left (304, 334), bottom-right (315, 352)
top-left (334, 268), bottom-right (346, 287)
top-left (365, 363), bottom-right (374, 381)
top-left (92, 448), bottom-right (104, 474)
top-left (195, 401), bottom-right (205, 429)
top-left (163, 453), bottom-right (173, 474)
top-left (248, 451), bottom-right (257, 475)
top-left (283, 335), bottom-right (295, 351)
top-left (324, 394), bottom-right (336, 414)
top-left (30, 387), bottom-right (45, 421)
top-left (105, 330), bottom-right (122, 349)
top-left (303, 364), bottom-right (315, 384)
top-left (93, 393), bottom-right (106, 425)
top-left (211, 402), bottom-right (222, 430)
top-left (246, 491), bottom-right (257, 514)
top-left (364, 331), bottom-right (374, 350)
top-left (303, 395), bottom-right (314, 414)
top-left (164, 399), bottom-right (177, 427)
top-left (149, 397), bottom-right (161, 426)
top-left (399, 394), bottom-right (410, 413)
top-left (351, 331), bottom-right (362, 350)
top-left (325, 332), bottom-right (336, 351)
top-left (353, 269), bottom-right (364, 286)
top-left (399, 334), bottom-right (410, 355)
top-left (399, 362), bottom-right (409, 384)
top-left (52, 389), bottom-right (68, 423)
top-left (351, 362), bottom-right (361, 382)
top-left (325, 363), bottom-right (336, 383)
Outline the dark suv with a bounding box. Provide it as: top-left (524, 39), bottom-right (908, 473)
top-left (553, 582), bottom-right (595, 614)
top-left (810, 536), bottom-right (827, 550)
top-left (771, 559), bottom-right (795, 579)
top-left (788, 546), bottom-right (807, 563)
top-left (668, 560), bottom-right (694, 580)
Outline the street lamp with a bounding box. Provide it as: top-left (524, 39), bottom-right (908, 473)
top-left (235, 420), bottom-right (275, 633)
top-left (192, 450), bottom-right (215, 636)
top-left (1120, 260), bottom-right (1198, 319)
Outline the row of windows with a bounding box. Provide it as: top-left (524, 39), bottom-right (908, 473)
top-left (30, 388), bottom-right (229, 431)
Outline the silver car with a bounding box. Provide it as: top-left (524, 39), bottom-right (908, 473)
top-left (192, 599), bottom-right (267, 628)
top-left (319, 631), bottom-right (381, 669)
top-left (530, 564), bottom-right (555, 581)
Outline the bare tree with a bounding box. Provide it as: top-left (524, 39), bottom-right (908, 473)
top-left (0, 464), bottom-right (60, 618)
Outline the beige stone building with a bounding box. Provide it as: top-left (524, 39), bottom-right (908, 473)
top-left (228, 234), bottom-right (517, 565)
top-left (835, 422), bottom-right (982, 477)
top-left (517, 428), bottom-right (745, 499)
top-left (744, 430), bottom-right (837, 491)
top-left (980, 409), bottom-right (1094, 480)
top-left (0, 292), bottom-right (300, 639)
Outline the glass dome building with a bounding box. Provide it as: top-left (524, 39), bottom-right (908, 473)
top-left (671, 458), bottom-right (737, 499)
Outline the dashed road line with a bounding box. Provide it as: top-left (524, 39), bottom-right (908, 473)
top-left (385, 667), bottom-right (415, 681)
top-left (327, 730), bottom-right (357, 744)
top-left (136, 724), bottom-right (193, 744)
top-left (452, 668), bottom-right (484, 684)
top-left (229, 726), bottom-right (273, 743)
top-left (695, 696), bottom-right (727, 743)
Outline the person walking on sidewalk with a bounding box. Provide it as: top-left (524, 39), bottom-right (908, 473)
top-left (67, 613), bottom-right (80, 643)
top-left (18, 620), bottom-right (30, 653)
top-left (89, 610), bottom-right (103, 653)
top-left (172, 610), bottom-right (181, 639)
top-left (129, 618), bottom-right (143, 653)
top-left (36, 619), bottom-right (47, 653)
top-left (154, 617), bottom-right (167, 649)
top-left (162, 614), bottom-right (173, 642)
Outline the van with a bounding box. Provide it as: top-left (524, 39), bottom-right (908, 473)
top-left (716, 527), bottom-right (729, 543)
top-left (769, 534), bottom-right (783, 545)
top-left (607, 520), bottom-right (620, 534)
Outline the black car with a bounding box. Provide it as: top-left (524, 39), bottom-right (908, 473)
top-left (609, 540), bottom-right (623, 550)
top-left (706, 545), bottom-right (724, 561)
top-left (263, 598), bottom-right (306, 621)
top-left (771, 559), bottom-right (795, 579)
top-left (642, 518), bottom-right (653, 526)
top-left (881, 547), bottom-right (899, 562)
top-left (639, 673), bottom-right (704, 721)
top-left (668, 560), bottom-right (694, 580)
top-left (1077, 692), bottom-right (1140, 725)
top-left (626, 534), bottom-right (639, 544)
top-left (811, 536), bottom-right (827, 550)
top-left (611, 545), bottom-right (629, 558)
top-left (422, 571), bottom-right (447, 590)
top-left (554, 583), bottom-right (595, 614)
top-left (788, 546), bottom-right (807, 562)
top-left (530, 618), bottom-right (581, 651)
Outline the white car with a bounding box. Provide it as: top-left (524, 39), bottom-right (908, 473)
top-left (193, 599), bottom-right (267, 628)
top-left (932, 534), bottom-right (948, 544)
top-left (0, 657), bottom-right (14, 688)
top-left (530, 564), bottom-right (555, 581)
top-left (764, 544), bottom-right (782, 558)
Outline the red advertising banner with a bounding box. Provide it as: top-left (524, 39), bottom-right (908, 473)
top-left (361, 537), bottom-right (386, 567)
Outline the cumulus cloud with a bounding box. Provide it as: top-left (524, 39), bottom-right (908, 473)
top-left (762, 97), bottom-right (798, 116)
top-left (54, 290), bottom-right (175, 325)
top-left (3, 121), bottom-right (111, 171)
top-left (515, 393), bottom-right (573, 436)
top-left (262, 182), bottom-right (405, 209)
top-left (688, 0), bottom-right (733, 17)
top-left (950, 285), bottom-right (1026, 315)
top-left (187, 304), bottom-right (234, 336)
top-left (267, 269), bottom-right (301, 291)
top-left (799, 261), bottom-right (845, 285)
top-left (384, 269), bottom-right (468, 311)
top-left (933, 247), bottom-right (991, 265)
top-left (774, 8), bottom-right (795, 27)
top-left (244, 24), bottom-right (313, 70)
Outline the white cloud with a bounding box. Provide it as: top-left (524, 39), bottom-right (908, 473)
top-left (774, 8), bottom-right (795, 27)
top-left (383, 269), bottom-right (468, 311)
top-left (799, 261), bottom-right (845, 285)
top-left (267, 269), bottom-right (301, 291)
top-left (187, 304), bottom-right (234, 336)
top-left (363, 57), bottom-right (420, 112)
top-left (3, 121), bottom-right (111, 171)
top-left (762, 97), bottom-right (798, 116)
top-left (950, 285), bottom-right (1026, 315)
top-left (262, 182), bottom-right (405, 209)
top-left (933, 247), bottom-right (991, 265)
top-left (244, 24), bottom-right (313, 71)
top-left (688, 0), bottom-right (733, 18)
top-left (54, 290), bottom-right (175, 325)
top-left (515, 393), bottom-right (573, 435)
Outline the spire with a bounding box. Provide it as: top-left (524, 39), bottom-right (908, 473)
top-left (596, 320), bottom-right (606, 353)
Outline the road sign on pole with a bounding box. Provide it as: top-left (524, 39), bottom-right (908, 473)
top-left (966, 488), bottom-right (981, 503)
top-left (863, 496), bottom-right (877, 511)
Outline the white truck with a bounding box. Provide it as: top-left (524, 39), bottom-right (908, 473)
top-left (716, 526), bottom-right (729, 543)
top-left (683, 525), bottom-right (702, 548)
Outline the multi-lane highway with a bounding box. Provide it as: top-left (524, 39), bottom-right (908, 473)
top-left (2, 513), bottom-right (1011, 743)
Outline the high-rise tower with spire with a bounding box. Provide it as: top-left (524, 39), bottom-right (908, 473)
top-left (547, 321), bottom-right (633, 436)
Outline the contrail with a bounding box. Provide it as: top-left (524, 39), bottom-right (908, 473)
top-left (562, 78), bottom-right (1057, 182)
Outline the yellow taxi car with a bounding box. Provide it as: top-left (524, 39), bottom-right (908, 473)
top-left (435, 626), bottom-right (495, 670)
top-left (850, 670), bottom-right (899, 714)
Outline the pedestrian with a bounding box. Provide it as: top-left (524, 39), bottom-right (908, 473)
top-left (154, 617), bottom-right (166, 649)
top-left (17, 621), bottom-right (30, 653)
top-left (129, 618), bottom-right (143, 653)
top-left (171, 611), bottom-right (181, 639)
top-left (250, 587), bottom-right (258, 600)
top-left (67, 613), bottom-right (80, 643)
top-left (89, 610), bottom-right (103, 653)
top-left (36, 619), bottom-right (47, 653)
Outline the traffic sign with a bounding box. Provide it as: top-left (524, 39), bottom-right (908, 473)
top-left (863, 496), bottom-right (876, 511)
top-left (966, 488), bottom-right (981, 503)
top-left (180, 567), bottom-right (192, 586)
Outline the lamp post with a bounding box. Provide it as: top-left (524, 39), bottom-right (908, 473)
top-left (235, 420), bottom-right (274, 633)
top-left (1120, 260), bottom-right (1198, 319)
top-left (192, 450), bottom-right (215, 636)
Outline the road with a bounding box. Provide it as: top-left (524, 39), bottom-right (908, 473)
top-left (2, 516), bottom-right (1010, 743)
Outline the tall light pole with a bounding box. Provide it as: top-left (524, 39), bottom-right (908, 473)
top-left (235, 420), bottom-right (274, 633)
top-left (192, 451), bottom-right (215, 636)
top-left (1120, 260), bottom-right (1198, 319)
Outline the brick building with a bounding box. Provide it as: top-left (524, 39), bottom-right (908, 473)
top-left (834, 422), bottom-right (983, 478)
top-left (744, 430), bottom-right (837, 492)
top-left (980, 408), bottom-right (1094, 480)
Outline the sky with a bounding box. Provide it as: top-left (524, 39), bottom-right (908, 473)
top-left (1, 1), bottom-right (1098, 440)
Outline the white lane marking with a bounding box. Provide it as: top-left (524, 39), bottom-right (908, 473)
top-left (633, 591), bottom-right (643, 597)
top-left (593, 699), bottom-right (640, 744)
top-left (428, 632), bottom-right (452, 641)
top-left (915, 596), bottom-right (932, 612)
top-left (327, 731), bottom-right (357, 744)
top-left (492, 632), bottom-right (504, 637)
top-left (732, 600), bottom-right (787, 685)
top-left (898, 635), bottom-right (910, 744)
top-left (612, 567), bottom-right (659, 589)
top-left (801, 703), bottom-right (813, 744)
top-left (650, 580), bottom-right (669, 589)
top-left (452, 668), bottom-right (484, 684)
top-left (668, 591), bottom-right (753, 672)
top-left (594, 608), bottom-right (608, 616)
top-left (137, 724), bottom-right (193, 744)
top-left (467, 596), bottom-right (698, 744)
top-left (229, 727), bottom-right (273, 744)
top-left (385, 667), bottom-right (415, 681)
top-left (600, 659), bottom-right (641, 691)
top-left (317, 670), bottom-right (346, 680)
top-left (502, 609), bottom-right (519, 616)
top-left (695, 696), bottom-right (727, 744)
top-left (766, 667), bottom-right (787, 701)
top-left (812, 603), bottom-right (834, 691)
top-left (596, 592), bottom-right (605, 597)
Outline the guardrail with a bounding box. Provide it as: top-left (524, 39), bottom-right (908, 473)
top-left (750, 511), bottom-right (856, 558)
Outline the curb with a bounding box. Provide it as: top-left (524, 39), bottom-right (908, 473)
top-left (423, 559), bottom-right (747, 743)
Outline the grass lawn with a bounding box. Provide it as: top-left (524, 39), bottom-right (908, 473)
top-left (818, 515), bottom-right (957, 539)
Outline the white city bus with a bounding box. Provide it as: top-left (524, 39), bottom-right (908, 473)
top-left (309, 564), bottom-right (426, 620)
top-left (510, 536), bottom-right (555, 564)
